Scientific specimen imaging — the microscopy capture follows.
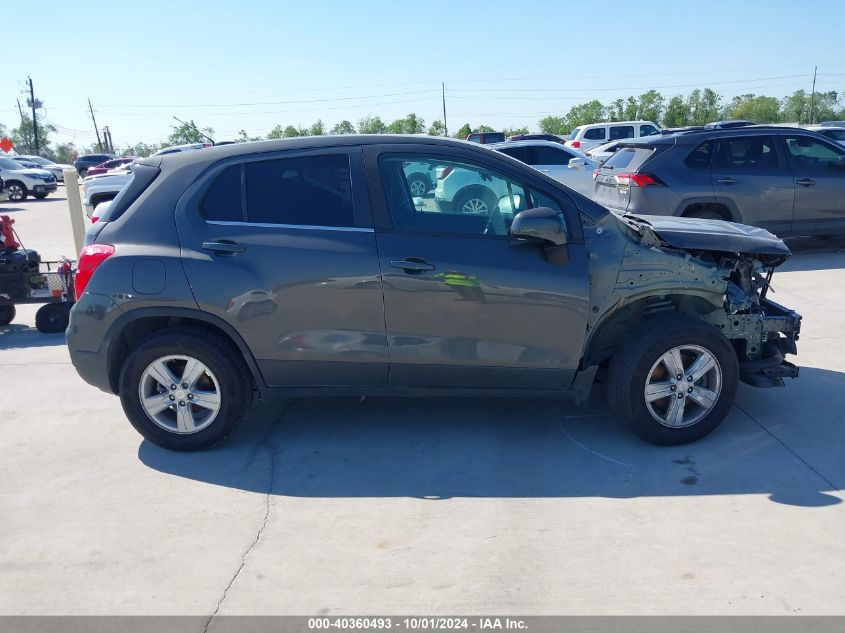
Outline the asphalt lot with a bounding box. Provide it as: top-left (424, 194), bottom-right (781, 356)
top-left (1, 189), bottom-right (844, 615)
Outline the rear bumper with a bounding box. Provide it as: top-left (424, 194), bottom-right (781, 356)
top-left (67, 292), bottom-right (123, 394)
top-left (739, 298), bottom-right (801, 388)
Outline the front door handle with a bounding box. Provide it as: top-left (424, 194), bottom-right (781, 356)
top-left (390, 258), bottom-right (435, 273)
top-left (202, 240), bottom-right (246, 255)
top-left (796, 178), bottom-right (816, 187)
top-left (716, 177), bottom-right (736, 185)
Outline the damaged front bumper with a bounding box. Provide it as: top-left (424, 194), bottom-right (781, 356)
top-left (738, 298), bottom-right (801, 388)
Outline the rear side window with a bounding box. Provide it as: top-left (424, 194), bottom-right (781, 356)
top-left (609, 125), bottom-right (634, 140)
top-left (583, 127), bottom-right (606, 141)
top-left (603, 147), bottom-right (655, 171)
top-left (202, 165), bottom-right (242, 222)
top-left (528, 146), bottom-right (571, 165)
top-left (685, 142), bottom-right (713, 168)
top-left (245, 154), bottom-right (354, 227)
top-left (713, 136), bottom-right (779, 170)
top-left (497, 146), bottom-right (529, 162)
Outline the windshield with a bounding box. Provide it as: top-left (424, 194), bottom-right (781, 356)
top-left (0, 157), bottom-right (25, 170)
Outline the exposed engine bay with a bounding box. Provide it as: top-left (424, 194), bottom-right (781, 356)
top-left (583, 212), bottom-right (801, 387)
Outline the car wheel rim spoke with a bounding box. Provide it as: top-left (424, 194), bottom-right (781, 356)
top-left (644, 344), bottom-right (723, 429)
top-left (139, 355), bottom-right (221, 435)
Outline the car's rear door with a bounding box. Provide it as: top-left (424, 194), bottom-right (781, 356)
top-left (363, 144), bottom-right (590, 390)
top-left (710, 135), bottom-right (794, 235)
top-left (176, 146), bottom-right (388, 388)
top-left (779, 134), bottom-right (845, 236)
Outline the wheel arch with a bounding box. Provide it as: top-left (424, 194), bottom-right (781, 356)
top-left (103, 307), bottom-right (266, 395)
top-left (676, 196), bottom-right (743, 223)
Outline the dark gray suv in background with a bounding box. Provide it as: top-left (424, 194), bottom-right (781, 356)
top-left (68, 136), bottom-right (801, 451)
top-left (593, 126), bottom-right (845, 237)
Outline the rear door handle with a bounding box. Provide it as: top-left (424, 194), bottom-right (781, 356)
top-left (202, 240), bottom-right (246, 254)
top-left (390, 258), bottom-right (435, 273)
top-left (716, 177), bottom-right (736, 185)
top-left (796, 178), bottom-right (816, 187)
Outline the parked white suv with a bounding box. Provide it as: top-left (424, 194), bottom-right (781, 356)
top-left (15, 155), bottom-right (74, 182)
top-left (489, 140), bottom-right (598, 196)
top-left (564, 121), bottom-right (661, 152)
top-left (82, 172), bottom-right (132, 218)
top-left (0, 156), bottom-right (58, 201)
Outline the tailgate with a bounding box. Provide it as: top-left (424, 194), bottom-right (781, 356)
top-left (592, 146), bottom-right (657, 211)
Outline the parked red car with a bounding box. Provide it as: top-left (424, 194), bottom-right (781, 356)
top-left (84, 157), bottom-right (135, 178)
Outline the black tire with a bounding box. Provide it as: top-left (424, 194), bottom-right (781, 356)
top-left (453, 186), bottom-right (497, 214)
top-left (6, 182), bottom-right (27, 202)
top-left (118, 329), bottom-right (252, 451)
top-left (35, 303), bottom-right (68, 333)
top-left (33, 193), bottom-right (49, 200)
top-left (406, 173), bottom-right (430, 197)
top-left (608, 316), bottom-right (739, 445)
top-left (78, 168), bottom-right (88, 178)
top-left (0, 304), bottom-right (15, 326)
top-left (684, 208), bottom-right (726, 221)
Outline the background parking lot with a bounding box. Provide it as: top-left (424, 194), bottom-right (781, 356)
top-left (1, 193), bottom-right (844, 615)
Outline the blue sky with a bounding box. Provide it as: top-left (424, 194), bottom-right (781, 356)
top-left (4, 0), bottom-right (845, 148)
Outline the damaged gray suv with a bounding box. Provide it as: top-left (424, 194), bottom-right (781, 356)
top-left (67, 135), bottom-right (801, 451)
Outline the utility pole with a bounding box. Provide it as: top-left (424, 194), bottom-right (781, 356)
top-left (103, 126), bottom-right (113, 153)
top-left (441, 82), bottom-right (448, 137)
top-left (88, 98), bottom-right (103, 152)
top-left (16, 99), bottom-right (30, 153)
top-left (27, 77), bottom-right (39, 153)
top-left (808, 65), bottom-right (818, 124)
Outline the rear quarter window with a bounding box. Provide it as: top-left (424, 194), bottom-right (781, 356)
top-left (201, 165), bottom-right (243, 222)
top-left (602, 147), bottom-right (655, 171)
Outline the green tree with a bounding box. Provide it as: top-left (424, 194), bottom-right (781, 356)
top-left (781, 89), bottom-right (842, 124)
top-left (330, 120), bottom-right (356, 135)
top-left (236, 129), bottom-right (262, 143)
top-left (538, 116), bottom-right (568, 136)
top-left (309, 120), bottom-right (326, 136)
top-left (503, 126), bottom-right (529, 137)
top-left (387, 113), bottom-right (425, 134)
top-left (564, 100), bottom-right (606, 129)
top-left (607, 97), bottom-right (638, 122)
top-left (52, 142), bottom-right (77, 164)
top-left (167, 120), bottom-right (214, 146)
top-left (11, 115), bottom-right (56, 155)
top-left (687, 88), bottom-right (722, 126)
top-left (663, 95), bottom-right (690, 127)
top-left (283, 125), bottom-right (307, 138)
top-left (121, 142), bottom-right (160, 158)
top-left (637, 90), bottom-right (665, 124)
top-left (357, 115), bottom-right (387, 134)
top-left (427, 120), bottom-right (445, 136)
top-left (454, 123), bottom-right (472, 138)
top-left (724, 94), bottom-right (781, 123)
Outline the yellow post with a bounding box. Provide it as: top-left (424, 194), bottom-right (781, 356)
top-left (63, 168), bottom-right (85, 256)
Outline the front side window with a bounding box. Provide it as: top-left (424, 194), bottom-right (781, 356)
top-left (713, 136), bottom-right (779, 170)
top-left (783, 135), bottom-right (843, 172)
top-left (819, 129), bottom-right (845, 142)
top-left (467, 134), bottom-right (482, 143)
top-left (245, 154), bottom-right (354, 226)
top-left (609, 125), bottom-right (635, 140)
top-left (528, 146), bottom-right (571, 166)
top-left (583, 127), bottom-right (606, 141)
top-left (640, 124), bottom-right (659, 136)
top-left (379, 154), bottom-right (530, 237)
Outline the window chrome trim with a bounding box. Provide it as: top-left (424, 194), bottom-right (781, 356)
top-left (206, 220), bottom-right (374, 233)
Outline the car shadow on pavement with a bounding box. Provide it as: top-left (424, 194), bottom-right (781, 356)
top-left (780, 239), bottom-right (845, 271)
top-left (0, 325), bottom-right (66, 349)
top-left (0, 206), bottom-right (26, 213)
top-left (138, 368), bottom-right (844, 508)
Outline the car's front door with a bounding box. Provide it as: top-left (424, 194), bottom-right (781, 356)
top-left (780, 134), bottom-right (845, 236)
top-left (710, 135), bottom-right (794, 235)
top-left (176, 147), bottom-right (388, 388)
top-left (364, 146), bottom-right (590, 390)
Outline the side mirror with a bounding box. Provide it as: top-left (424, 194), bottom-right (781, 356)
top-left (510, 207), bottom-right (567, 246)
top-left (568, 157), bottom-right (587, 170)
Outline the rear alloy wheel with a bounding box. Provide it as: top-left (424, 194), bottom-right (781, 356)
top-left (35, 303), bottom-right (68, 333)
top-left (119, 329), bottom-right (252, 450)
top-left (608, 317), bottom-right (739, 445)
top-left (6, 182), bottom-right (27, 202)
top-left (0, 304), bottom-right (15, 326)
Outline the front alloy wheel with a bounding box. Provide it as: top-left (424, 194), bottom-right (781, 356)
top-left (643, 345), bottom-right (722, 428)
top-left (6, 183), bottom-right (26, 201)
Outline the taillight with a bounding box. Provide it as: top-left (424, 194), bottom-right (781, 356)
top-left (74, 244), bottom-right (115, 297)
top-left (571, 141), bottom-right (580, 149)
top-left (437, 166), bottom-right (454, 180)
top-left (90, 215), bottom-right (99, 223)
top-left (614, 173), bottom-right (662, 187)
